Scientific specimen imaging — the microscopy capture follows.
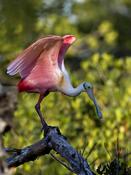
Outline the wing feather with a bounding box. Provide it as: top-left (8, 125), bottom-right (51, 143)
top-left (7, 36), bottom-right (63, 78)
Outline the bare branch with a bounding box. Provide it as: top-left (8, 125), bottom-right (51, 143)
top-left (6, 126), bottom-right (94, 175)
top-left (6, 138), bottom-right (51, 168)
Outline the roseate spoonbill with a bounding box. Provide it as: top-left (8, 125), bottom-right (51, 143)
top-left (7, 35), bottom-right (102, 131)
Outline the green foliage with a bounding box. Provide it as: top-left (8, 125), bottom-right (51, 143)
top-left (97, 158), bottom-right (129, 175)
top-left (97, 147), bottom-right (130, 175)
top-left (4, 53), bottom-right (131, 174)
top-left (0, 0), bottom-right (131, 174)
top-left (73, 0), bottom-right (131, 54)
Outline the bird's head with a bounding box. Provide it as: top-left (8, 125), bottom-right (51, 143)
top-left (83, 82), bottom-right (103, 119)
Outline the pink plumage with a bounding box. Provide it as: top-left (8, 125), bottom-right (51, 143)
top-left (7, 35), bottom-right (75, 93)
top-left (7, 34), bottom-right (102, 130)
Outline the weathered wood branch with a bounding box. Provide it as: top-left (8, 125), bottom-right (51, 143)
top-left (6, 126), bottom-right (94, 175)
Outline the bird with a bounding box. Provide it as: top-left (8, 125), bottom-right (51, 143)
top-left (7, 35), bottom-right (102, 131)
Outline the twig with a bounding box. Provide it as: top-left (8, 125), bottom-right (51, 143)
top-left (86, 143), bottom-right (97, 160)
top-left (50, 153), bottom-right (73, 172)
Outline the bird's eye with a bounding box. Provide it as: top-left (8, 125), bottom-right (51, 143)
top-left (83, 82), bottom-right (92, 90)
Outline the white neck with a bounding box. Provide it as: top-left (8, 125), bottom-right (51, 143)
top-left (59, 64), bottom-right (85, 97)
top-left (63, 83), bottom-right (85, 97)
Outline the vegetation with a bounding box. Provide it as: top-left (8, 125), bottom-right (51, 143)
top-left (0, 0), bottom-right (131, 174)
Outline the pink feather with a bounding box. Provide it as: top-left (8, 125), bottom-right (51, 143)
top-left (7, 35), bottom-right (76, 92)
top-left (7, 36), bottom-right (63, 78)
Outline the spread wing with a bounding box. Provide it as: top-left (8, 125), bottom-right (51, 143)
top-left (7, 36), bottom-right (63, 78)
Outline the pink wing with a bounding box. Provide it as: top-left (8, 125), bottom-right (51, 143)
top-left (7, 36), bottom-right (63, 78)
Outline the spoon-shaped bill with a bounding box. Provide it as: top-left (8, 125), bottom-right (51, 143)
top-left (86, 88), bottom-right (103, 119)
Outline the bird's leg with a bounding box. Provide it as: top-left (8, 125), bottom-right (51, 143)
top-left (35, 92), bottom-right (49, 133)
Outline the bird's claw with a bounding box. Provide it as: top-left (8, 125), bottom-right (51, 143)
top-left (41, 126), bottom-right (44, 132)
top-left (40, 124), bottom-right (50, 136)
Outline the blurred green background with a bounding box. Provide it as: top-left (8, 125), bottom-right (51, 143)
top-left (0, 0), bottom-right (131, 174)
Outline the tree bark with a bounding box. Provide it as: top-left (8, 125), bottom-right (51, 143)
top-left (6, 126), bottom-right (94, 175)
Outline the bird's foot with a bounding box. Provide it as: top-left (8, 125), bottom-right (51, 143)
top-left (41, 123), bottom-right (50, 136)
top-left (41, 126), bottom-right (44, 132)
